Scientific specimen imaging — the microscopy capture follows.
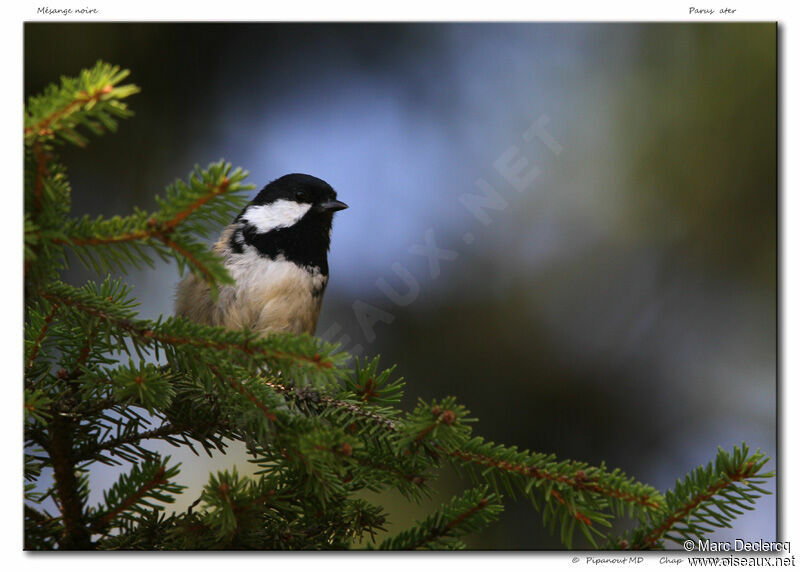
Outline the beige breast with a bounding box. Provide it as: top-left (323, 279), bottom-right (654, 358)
top-left (174, 226), bottom-right (327, 336)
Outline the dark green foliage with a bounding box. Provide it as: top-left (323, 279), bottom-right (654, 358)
top-left (91, 456), bottom-right (184, 533)
top-left (607, 444), bottom-right (774, 550)
top-left (377, 488), bottom-right (503, 550)
top-left (25, 62), bottom-right (138, 147)
top-left (23, 62), bottom-right (774, 551)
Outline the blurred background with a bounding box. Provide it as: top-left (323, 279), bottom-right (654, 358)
top-left (24, 23), bottom-right (776, 549)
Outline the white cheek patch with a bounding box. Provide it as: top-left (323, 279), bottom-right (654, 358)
top-left (242, 199), bottom-right (313, 233)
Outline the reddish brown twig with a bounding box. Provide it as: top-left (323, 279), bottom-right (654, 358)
top-left (31, 143), bottom-right (49, 215)
top-left (212, 366), bottom-right (278, 422)
top-left (157, 235), bottom-right (217, 286)
top-left (633, 465), bottom-right (756, 549)
top-left (443, 447), bottom-right (660, 512)
top-left (39, 290), bottom-right (333, 371)
top-left (25, 303), bottom-right (59, 374)
top-left (261, 380), bottom-right (658, 516)
top-left (53, 177), bottom-right (229, 249)
top-left (47, 178), bottom-right (230, 285)
top-left (74, 421), bottom-right (225, 463)
top-left (24, 85), bottom-right (113, 141)
top-left (403, 497), bottom-right (489, 550)
top-left (444, 497), bottom-right (488, 531)
top-left (90, 465), bottom-right (167, 531)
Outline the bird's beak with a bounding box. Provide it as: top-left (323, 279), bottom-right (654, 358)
top-left (314, 199), bottom-right (349, 213)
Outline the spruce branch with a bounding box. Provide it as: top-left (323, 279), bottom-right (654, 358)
top-left (442, 439), bottom-right (660, 548)
top-left (345, 449), bottom-right (431, 493)
top-left (24, 156), bottom-right (72, 286)
top-left (73, 384), bottom-right (234, 464)
top-left (345, 356), bottom-right (405, 406)
top-left (24, 302), bottom-right (59, 376)
top-left (44, 161), bottom-right (252, 289)
top-left (39, 280), bottom-right (347, 377)
top-left (90, 456), bottom-right (183, 534)
top-left (25, 389), bottom-right (53, 425)
top-left (197, 468), bottom-right (280, 543)
top-left (24, 504), bottom-right (61, 550)
top-left (75, 421), bottom-right (202, 464)
top-left (215, 367), bottom-right (279, 423)
top-left (254, 368), bottom-right (663, 548)
top-left (377, 487), bottom-right (502, 550)
top-left (615, 444), bottom-right (773, 550)
top-left (31, 142), bottom-right (49, 216)
top-left (24, 61), bottom-right (139, 146)
top-left (245, 369), bottom-right (773, 550)
top-left (262, 377), bottom-right (399, 432)
top-left (254, 373), bottom-right (663, 548)
top-left (444, 442), bottom-right (662, 511)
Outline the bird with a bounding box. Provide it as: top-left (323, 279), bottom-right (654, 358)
top-left (175, 173), bottom-right (347, 336)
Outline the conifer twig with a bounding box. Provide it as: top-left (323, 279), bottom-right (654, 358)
top-left (49, 178), bottom-right (231, 285)
top-left (347, 452), bottom-right (427, 487)
top-left (32, 143), bottom-right (49, 215)
top-left (53, 177), bottom-right (230, 248)
top-left (90, 465), bottom-right (168, 531)
top-left (226, 378), bottom-right (279, 422)
top-left (377, 488), bottom-right (502, 550)
top-left (25, 303), bottom-right (58, 374)
top-left (403, 497), bottom-right (489, 550)
top-left (25, 504), bottom-right (58, 526)
top-left (158, 235), bottom-right (216, 285)
top-left (25, 84), bottom-right (114, 141)
top-left (74, 422), bottom-right (198, 463)
top-left (267, 378), bottom-right (660, 514)
top-left (263, 378), bottom-right (398, 431)
top-left (39, 288), bottom-right (335, 370)
top-left (632, 456), bottom-right (767, 549)
top-left (444, 447), bottom-right (661, 511)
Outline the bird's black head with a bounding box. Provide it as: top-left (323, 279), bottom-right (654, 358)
top-left (230, 174), bottom-right (347, 274)
top-left (250, 174), bottom-right (347, 214)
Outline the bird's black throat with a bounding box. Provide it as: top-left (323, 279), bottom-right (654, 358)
top-left (233, 213), bottom-right (333, 276)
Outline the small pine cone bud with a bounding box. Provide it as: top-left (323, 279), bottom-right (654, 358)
top-left (575, 470), bottom-right (586, 482)
top-left (411, 476), bottom-right (425, 486)
top-left (618, 539), bottom-right (630, 550)
top-left (339, 442), bottom-right (353, 456)
top-left (57, 368), bottom-right (68, 379)
top-left (441, 410), bottom-right (456, 425)
top-left (432, 405), bottom-right (441, 417)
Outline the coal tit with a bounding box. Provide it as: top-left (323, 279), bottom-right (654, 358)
top-left (175, 173), bottom-right (348, 336)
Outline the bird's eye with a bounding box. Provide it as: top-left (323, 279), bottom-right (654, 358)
top-left (295, 190), bottom-right (309, 202)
